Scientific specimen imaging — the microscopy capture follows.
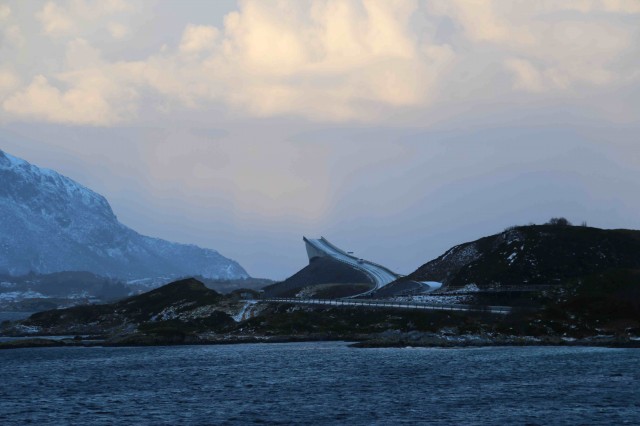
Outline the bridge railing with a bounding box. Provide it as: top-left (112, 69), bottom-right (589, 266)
top-left (305, 237), bottom-right (397, 288)
top-left (257, 297), bottom-right (512, 314)
top-left (318, 237), bottom-right (399, 279)
top-left (430, 284), bottom-right (561, 294)
top-left (305, 239), bottom-right (381, 286)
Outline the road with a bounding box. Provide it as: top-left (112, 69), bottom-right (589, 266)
top-left (304, 237), bottom-right (398, 293)
top-left (259, 297), bottom-right (512, 315)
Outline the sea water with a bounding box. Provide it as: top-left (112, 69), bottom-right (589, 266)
top-left (0, 342), bottom-right (638, 425)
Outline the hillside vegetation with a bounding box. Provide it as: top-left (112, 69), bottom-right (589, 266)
top-left (407, 224), bottom-right (640, 290)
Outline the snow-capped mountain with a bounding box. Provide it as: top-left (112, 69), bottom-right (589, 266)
top-left (0, 150), bottom-right (249, 280)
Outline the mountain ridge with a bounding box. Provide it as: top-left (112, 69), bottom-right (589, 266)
top-left (406, 224), bottom-right (640, 290)
top-left (0, 149), bottom-right (248, 281)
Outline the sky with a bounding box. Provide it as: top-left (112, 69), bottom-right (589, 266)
top-left (0, 0), bottom-right (639, 279)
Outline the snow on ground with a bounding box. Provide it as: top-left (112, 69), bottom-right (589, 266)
top-left (0, 291), bottom-right (49, 301)
top-left (448, 244), bottom-right (481, 265)
top-left (12, 324), bottom-right (41, 334)
top-left (149, 302), bottom-right (198, 321)
top-left (233, 300), bottom-right (258, 322)
top-left (420, 281), bottom-right (442, 291)
top-left (503, 229), bottom-right (523, 244)
top-left (393, 283), bottom-right (480, 303)
top-left (392, 293), bottom-right (474, 304)
top-left (446, 283), bottom-right (480, 293)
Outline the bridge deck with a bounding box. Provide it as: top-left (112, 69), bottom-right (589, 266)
top-left (303, 237), bottom-right (398, 292)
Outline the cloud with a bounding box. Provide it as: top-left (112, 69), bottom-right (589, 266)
top-left (0, 69), bottom-right (19, 97)
top-left (37, 2), bottom-right (75, 36)
top-left (161, 0), bottom-right (454, 121)
top-left (585, 0), bottom-right (640, 14)
top-left (3, 75), bottom-right (117, 125)
top-left (179, 24), bottom-right (218, 53)
top-left (0, 5), bottom-right (10, 21)
top-left (429, 0), bottom-right (639, 93)
top-left (504, 58), bottom-right (546, 93)
top-left (3, 38), bottom-right (139, 125)
top-left (1, 0), bottom-right (639, 125)
top-left (0, 4), bottom-right (23, 48)
top-left (36, 0), bottom-right (134, 38)
top-left (107, 22), bottom-right (128, 40)
top-left (100, 0), bottom-right (133, 14)
top-left (2, 24), bottom-right (24, 48)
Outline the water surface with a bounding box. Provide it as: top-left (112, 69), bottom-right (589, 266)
top-left (1, 342), bottom-right (638, 425)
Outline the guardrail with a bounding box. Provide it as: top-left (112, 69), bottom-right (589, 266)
top-left (431, 284), bottom-right (560, 295)
top-left (318, 237), bottom-right (399, 279)
top-left (257, 297), bottom-right (512, 315)
top-left (304, 239), bottom-right (381, 288)
top-left (305, 237), bottom-right (398, 290)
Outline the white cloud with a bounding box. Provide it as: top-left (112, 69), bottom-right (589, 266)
top-left (205, 0), bottom-right (452, 120)
top-left (429, 0), bottom-right (639, 93)
top-left (101, 0), bottom-right (133, 14)
top-left (504, 58), bottom-right (546, 93)
top-left (0, 4), bottom-right (25, 48)
top-left (39, 0), bottom-right (454, 123)
top-left (0, 69), bottom-right (19, 97)
top-left (3, 38), bottom-right (139, 126)
top-left (36, 0), bottom-right (135, 38)
top-left (37, 2), bottom-right (75, 36)
top-left (179, 24), bottom-right (218, 53)
top-left (586, 0), bottom-right (640, 14)
top-left (2, 0), bottom-right (639, 125)
top-left (2, 24), bottom-right (24, 47)
top-left (107, 22), bottom-right (128, 40)
top-left (65, 38), bottom-right (103, 68)
top-left (0, 4), bottom-right (10, 21)
top-left (3, 75), bottom-right (118, 125)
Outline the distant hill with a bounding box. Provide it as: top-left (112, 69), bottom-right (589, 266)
top-left (0, 271), bottom-right (130, 312)
top-left (0, 150), bottom-right (248, 281)
top-left (404, 224), bottom-right (640, 290)
top-left (125, 275), bottom-right (273, 295)
top-left (198, 277), bottom-right (274, 294)
top-left (0, 271), bottom-right (128, 299)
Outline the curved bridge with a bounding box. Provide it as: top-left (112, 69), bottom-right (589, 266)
top-left (303, 237), bottom-right (399, 294)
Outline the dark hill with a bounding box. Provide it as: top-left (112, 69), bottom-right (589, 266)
top-left (0, 271), bottom-right (129, 300)
top-left (404, 224), bottom-right (640, 290)
top-left (17, 278), bottom-right (234, 336)
top-left (114, 278), bottom-right (223, 321)
top-left (559, 268), bottom-right (640, 323)
top-left (198, 277), bottom-right (274, 294)
top-left (263, 257), bottom-right (373, 297)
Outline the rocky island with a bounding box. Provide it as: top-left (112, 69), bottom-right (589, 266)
top-left (2, 220), bottom-right (640, 349)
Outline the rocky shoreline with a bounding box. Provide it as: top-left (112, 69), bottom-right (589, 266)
top-left (2, 276), bottom-right (639, 351)
top-left (2, 331), bottom-right (639, 350)
top-left (348, 331), bottom-right (640, 348)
